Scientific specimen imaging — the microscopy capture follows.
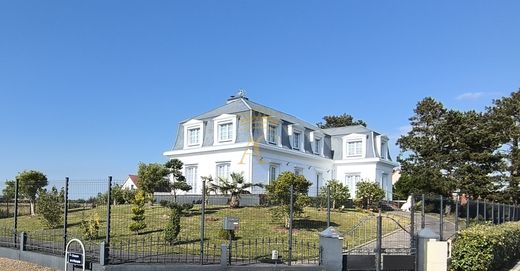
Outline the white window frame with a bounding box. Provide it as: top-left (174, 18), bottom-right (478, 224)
top-left (345, 173), bottom-right (361, 199)
top-left (342, 134), bottom-right (366, 159)
top-left (216, 162), bottom-right (231, 183)
top-left (262, 117), bottom-right (281, 146)
top-left (288, 124), bottom-right (305, 152)
top-left (185, 165), bottom-right (198, 193)
top-left (267, 124), bottom-right (277, 144)
top-left (187, 127), bottom-right (201, 146)
top-left (269, 164), bottom-right (279, 184)
top-left (346, 140), bottom-right (363, 157)
top-left (183, 119), bottom-right (204, 149)
top-left (213, 114), bottom-right (237, 145)
top-left (310, 131), bottom-right (324, 156)
top-left (218, 122), bottom-right (233, 142)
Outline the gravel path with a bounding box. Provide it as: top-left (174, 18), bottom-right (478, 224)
top-left (0, 257), bottom-right (56, 271)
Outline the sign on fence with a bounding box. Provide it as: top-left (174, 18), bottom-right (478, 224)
top-left (65, 238), bottom-right (85, 271)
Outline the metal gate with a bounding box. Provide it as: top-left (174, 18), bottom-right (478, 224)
top-left (342, 210), bottom-right (416, 271)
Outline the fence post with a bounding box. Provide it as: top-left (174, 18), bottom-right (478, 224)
top-left (200, 179), bottom-right (206, 265)
top-left (466, 199), bottom-right (470, 227)
top-left (503, 204), bottom-right (506, 223)
top-left (63, 177), bottom-right (69, 254)
top-left (476, 199), bottom-right (479, 221)
top-left (509, 205), bottom-right (512, 221)
top-left (410, 194), bottom-right (415, 248)
top-left (421, 194), bottom-right (425, 229)
top-left (104, 176), bottom-right (112, 264)
top-left (498, 203), bottom-right (501, 224)
top-left (376, 209), bottom-right (382, 271)
top-left (455, 195), bottom-right (459, 234)
top-left (492, 202), bottom-right (495, 224)
top-left (288, 185), bottom-right (294, 266)
top-left (326, 186), bottom-right (331, 228)
top-left (13, 178), bottom-right (19, 246)
top-left (483, 201), bottom-right (487, 221)
top-left (439, 195), bottom-right (443, 241)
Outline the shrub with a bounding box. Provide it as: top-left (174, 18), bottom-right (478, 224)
top-left (218, 228), bottom-right (236, 240)
top-left (164, 205), bottom-right (181, 244)
top-left (80, 213), bottom-right (101, 240)
top-left (451, 221), bottom-right (520, 271)
top-left (37, 187), bottom-right (63, 228)
top-left (129, 190), bottom-right (147, 234)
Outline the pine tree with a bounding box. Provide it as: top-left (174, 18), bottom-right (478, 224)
top-left (129, 190), bottom-right (147, 234)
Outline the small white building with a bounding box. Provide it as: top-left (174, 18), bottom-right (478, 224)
top-left (163, 93), bottom-right (398, 200)
top-left (122, 175), bottom-right (138, 190)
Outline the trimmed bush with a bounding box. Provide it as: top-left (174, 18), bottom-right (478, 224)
top-left (451, 221), bottom-right (520, 271)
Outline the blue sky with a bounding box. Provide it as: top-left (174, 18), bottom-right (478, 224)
top-left (1, 1), bottom-right (519, 186)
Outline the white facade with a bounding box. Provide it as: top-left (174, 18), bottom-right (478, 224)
top-left (163, 94), bottom-right (398, 200)
top-left (122, 175), bottom-right (138, 190)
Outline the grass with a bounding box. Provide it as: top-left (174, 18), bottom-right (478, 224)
top-left (0, 204), bottom-right (409, 262)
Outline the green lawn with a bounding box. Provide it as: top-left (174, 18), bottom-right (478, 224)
top-left (0, 204), bottom-right (409, 261)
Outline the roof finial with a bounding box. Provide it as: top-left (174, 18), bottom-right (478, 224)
top-left (237, 89), bottom-right (246, 98)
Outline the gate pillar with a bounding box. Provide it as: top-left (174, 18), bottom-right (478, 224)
top-left (319, 226), bottom-right (343, 271)
top-left (418, 228), bottom-right (446, 271)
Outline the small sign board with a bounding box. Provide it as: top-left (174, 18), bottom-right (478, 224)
top-left (223, 216), bottom-right (239, 231)
top-left (68, 252), bottom-right (83, 265)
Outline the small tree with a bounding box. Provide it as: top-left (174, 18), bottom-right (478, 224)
top-left (165, 159), bottom-right (191, 202)
top-left (129, 190), bottom-right (147, 234)
top-left (137, 162), bottom-right (170, 203)
top-left (214, 172), bottom-right (262, 208)
top-left (17, 170), bottom-right (48, 215)
top-left (2, 180), bottom-right (15, 215)
top-left (266, 172), bottom-right (312, 228)
top-left (319, 180), bottom-right (350, 209)
top-left (80, 212), bottom-right (101, 240)
top-left (164, 203), bottom-right (182, 244)
top-left (37, 186), bottom-right (63, 228)
top-left (356, 181), bottom-right (385, 209)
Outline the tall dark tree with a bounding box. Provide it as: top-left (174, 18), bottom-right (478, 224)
top-left (317, 113), bottom-right (367, 128)
top-left (397, 97), bottom-right (503, 198)
top-left (2, 180), bottom-right (16, 215)
top-left (488, 89), bottom-right (520, 202)
top-left (17, 170), bottom-right (48, 215)
top-left (164, 159), bottom-right (191, 202)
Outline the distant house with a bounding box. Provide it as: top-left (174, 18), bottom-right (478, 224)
top-left (122, 175), bottom-right (138, 190)
top-left (163, 92), bottom-right (398, 200)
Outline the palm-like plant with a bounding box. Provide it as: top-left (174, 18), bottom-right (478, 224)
top-left (216, 172), bottom-right (262, 208)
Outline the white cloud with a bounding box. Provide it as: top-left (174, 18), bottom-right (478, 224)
top-left (456, 92), bottom-right (485, 100)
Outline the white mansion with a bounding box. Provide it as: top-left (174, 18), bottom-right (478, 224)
top-left (163, 93), bottom-right (398, 200)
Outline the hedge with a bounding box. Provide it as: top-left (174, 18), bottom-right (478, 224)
top-left (451, 221), bottom-right (520, 271)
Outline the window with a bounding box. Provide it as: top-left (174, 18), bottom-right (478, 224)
top-left (345, 174), bottom-right (361, 198)
top-left (186, 166), bottom-right (198, 193)
top-left (381, 142), bottom-right (387, 159)
top-left (216, 163), bottom-right (231, 182)
top-left (187, 127), bottom-right (200, 145)
top-left (269, 164), bottom-right (279, 183)
top-left (347, 141), bottom-right (363, 156)
top-left (293, 132), bottom-right (301, 150)
top-left (294, 167), bottom-right (303, 176)
top-left (315, 138), bottom-right (322, 154)
top-left (268, 124), bottom-right (277, 144)
top-left (218, 122), bottom-right (233, 142)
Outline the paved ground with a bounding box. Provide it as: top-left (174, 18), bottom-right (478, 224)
top-left (0, 257), bottom-right (56, 271)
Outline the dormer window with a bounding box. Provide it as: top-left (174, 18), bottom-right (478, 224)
top-left (183, 119), bottom-right (204, 148)
top-left (268, 124), bottom-right (278, 144)
top-left (346, 140), bottom-right (362, 156)
top-left (187, 127), bottom-right (201, 146)
top-left (213, 114), bottom-right (237, 145)
top-left (218, 122), bottom-right (233, 142)
top-left (293, 132), bottom-right (301, 150)
top-left (315, 138), bottom-right (322, 154)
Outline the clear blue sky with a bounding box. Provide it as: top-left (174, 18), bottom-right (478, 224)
top-left (1, 1), bottom-right (519, 186)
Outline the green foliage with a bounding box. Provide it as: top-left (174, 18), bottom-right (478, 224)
top-left (111, 185), bottom-right (135, 205)
top-left (217, 229), bottom-right (236, 240)
top-left (129, 190), bottom-right (147, 234)
top-left (80, 212), bottom-right (101, 240)
top-left (165, 159), bottom-right (191, 202)
top-left (355, 181), bottom-right (384, 209)
top-left (214, 172), bottom-right (262, 208)
top-left (17, 170), bottom-right (48, 215)
top-left (137, 162), bottom-right (170, 201)
top-left (37, 186), bottom-right (63, 228)
top-left (451, 222), bottom-right (520, 271)
top-left (398, 97), bottom-right (504, 198)
top-left (319, 180), bottom-right (350, 209)
top-left (164, 203), bottom-right (182, 244)
top-left (317, 113), bottom-right (367, 128)
top-left (2, 180), bottom-right (15, 201)
top-left (266, 171), bottom-right (312, 228)
top-left (393, 173), bottom-right (415, 200)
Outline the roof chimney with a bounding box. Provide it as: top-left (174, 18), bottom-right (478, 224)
top-left (226, 89), bottom-right (248, 104)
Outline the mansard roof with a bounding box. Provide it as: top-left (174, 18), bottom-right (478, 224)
top-left (321, 125), bottom-right (382, 137)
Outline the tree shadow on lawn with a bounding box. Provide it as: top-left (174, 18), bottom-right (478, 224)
top-left (293, 219), bottom-right (339, 230)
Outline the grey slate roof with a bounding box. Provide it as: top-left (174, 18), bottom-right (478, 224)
top-left (244, 99), bottom-right (321, 130)
top-left (321, 125), bottom-right (381, 136)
